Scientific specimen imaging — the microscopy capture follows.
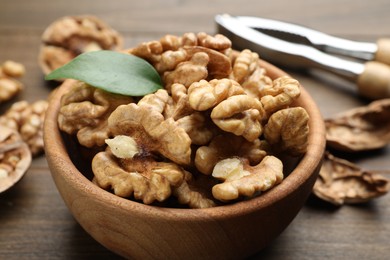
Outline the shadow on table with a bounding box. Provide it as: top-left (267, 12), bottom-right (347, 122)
top-left (66, 222), bottom-right (124, 259)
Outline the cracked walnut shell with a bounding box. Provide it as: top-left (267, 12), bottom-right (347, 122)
top-left (326, 98), bottom-right (390, 152)
top-left (0, 126), bottom-right (32, 193)
top-left (313, 152), bottom-right (390, 205)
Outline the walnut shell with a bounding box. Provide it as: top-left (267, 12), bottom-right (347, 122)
top-left (0, 126), bottom-right (32, 193)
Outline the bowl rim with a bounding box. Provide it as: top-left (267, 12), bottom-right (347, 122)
top-left (44, 59), bottom-right (326, 220)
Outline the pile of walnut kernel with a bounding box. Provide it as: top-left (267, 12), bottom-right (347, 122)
top-left (0, 60), bottom-right (48, 157)
top-left (0, 60), bottom-right (48, 192)
top-left (2, 14), bottom-right (120, 193)
top-left (58, 32), bottom-right (310, 208)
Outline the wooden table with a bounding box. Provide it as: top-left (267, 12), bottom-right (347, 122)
top-left (1, 0), bottom-right (389, 259)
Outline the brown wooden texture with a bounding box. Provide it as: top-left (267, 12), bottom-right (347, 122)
top-left (1, 0), bottom-right (390, 259)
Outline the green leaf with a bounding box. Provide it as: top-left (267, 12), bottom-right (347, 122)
top-left (45, 50), bottom-right (163, 96)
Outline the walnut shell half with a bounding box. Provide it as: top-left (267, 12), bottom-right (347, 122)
top-left (0, 126), bottom-right (32, 193)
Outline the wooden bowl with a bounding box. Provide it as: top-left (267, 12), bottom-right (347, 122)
top-left (44, 60), bottom-right (326, 259)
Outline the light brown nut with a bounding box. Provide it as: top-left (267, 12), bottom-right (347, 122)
top-left (160, 33), bottom-right (198, 51)
top-left (0, 78), bottom-right (23, 103)
top-left (211, 95), bottom-right (265, 141)
top-left (195, 134), bottom-right (267, 175)
top-left (108, 89), bottom-right (192, 165)
top-left (154, 49), bottom-right (188, 74)
top-left (128, 40), bottom-right (163, 65)
top-left (0, 60), bottom-right (25, 103)
top-left (187, 78), bottom-right (244, 111)
top-left (264, 107), bottom-right (309, 156)
top-left (260, 76), bottom-right (301, 116)
top-left (211, 156), bottom-right (284, 202)
top-left (2, 60), bottom-right (26, 77)
top-left (92, 148), bottom-right (186, 204)
top-left (241, 67), bottom-right (273, 98)
top-left (313, 152), bottom-right (390, 205)
top-left (176, 112), bottom-right (215, 145)
top-left (165, 83), bottom-right (193, 120)
top-left (163, 52), bottom-right (209, 91)
top-left (39, 46), bottom-right (74, 77)
top-left (0, 100), bottom-right (48, 156)
top-left (172, 171), bottom-right (216, 208)
top-left (230, 49), bottom-right (259, 84)
top-left (39, 15), bottom-right (123, 75)
top-left (58, 81), bottom-right (133, 147)
top-left (184, 46), bottom-right (232, 79)
top-left (0, 127), bottom-right (32, 193)
top-left (196, 32), bottom-right (232, 51)
top-left (0, 127), bottom-right (24, 153)
top-left (130, 33), bottom-right (199, 75)
top-left (325, 98), bottom-right (390, 152)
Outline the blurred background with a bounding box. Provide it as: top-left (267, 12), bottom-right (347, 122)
top-left (2, 0), bottom-right (390, 115)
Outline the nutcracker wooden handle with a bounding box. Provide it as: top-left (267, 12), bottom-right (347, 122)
top-left (357, 61), bottom-right (390, 99)
top-left (375, 38), bottom-right (390, 65)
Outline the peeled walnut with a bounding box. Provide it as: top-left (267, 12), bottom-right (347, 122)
top-left (196, 32), bottom-right (232, 51)
top-left (188, 79), bottom-right (266, 142)
top-left (211, 156), bottom-right (284, 201)
top-left (0, 100), bottom-right (48, 156)
top-left (259, 76), bottom-right (301, 116)
top-left (93, 137), bottom-right (186, 204)
top-left (211, 95), bottom-right (266, 142)
top-left (187, 78), bottom-right (244, 111)
top-left (39, 15), bottom-right (123, 76)
top-left (326, 99), bottom-right (390, 152)
top-left (241, 66), bottom-right (273, 99)
top-left (183, 46), bottom-right (232, 80)
top-left (230, 49), bottom-right (260, 84)
top-left (172, 171), bottom-right (216, 208)
top-left (58, 81), bottom-right (133, 147)
top-left (176, 112), bottom-right (215, 145)
top-left (195, 134), bottom-right (267, 175)
top-left (163, 52), bottom-right (209, 91)
top-left (108, 89), bottom-right (192, 165)
top-left (159, 33), bottom-right (198, 51)
top-left (0, 60), bottom-right (25, 103)
top-left (0, 127), bottom-right (32, 193)
top-left (264, 107), bottom-right (309, 156)
top-left (313, 152), bottom-right (390, 205)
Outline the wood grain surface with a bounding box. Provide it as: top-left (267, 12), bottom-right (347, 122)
top-left (1, 0), bottom-right (390, 259)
